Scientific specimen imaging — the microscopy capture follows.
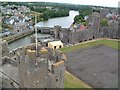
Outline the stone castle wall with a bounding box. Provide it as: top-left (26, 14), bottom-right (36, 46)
top-left (53, 14), bottom-right (118, 44)
top-left (99, 26), bottom-right (118, 39)
top-left (1, 42), bottom-right (66, 88)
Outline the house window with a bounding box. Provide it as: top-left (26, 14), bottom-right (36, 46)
top-left (54, 46), bottom-right (56, 49)
top-left (59, 45), bottom-right (62, 48)
top-left (46, 43), bottom-right (48, 47)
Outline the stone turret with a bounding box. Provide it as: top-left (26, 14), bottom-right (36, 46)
top-left (16, 43), bottom-right (66, 88)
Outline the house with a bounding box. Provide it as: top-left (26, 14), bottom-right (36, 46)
top-left (14, 22), bottom-right (28, 32)
top-left (80, 25), bottom-right (87, 30)
top-left (48, 40), bottom-right (63, 49)
top-left (25, 16), bottom-right (32, 21)
top-left (4, 18), bottom-right (13, 24)
top-left (84, 16), bottom-right (89, 20)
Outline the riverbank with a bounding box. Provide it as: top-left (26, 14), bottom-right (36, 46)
top-left (3, 30), bottom-right (34, 44)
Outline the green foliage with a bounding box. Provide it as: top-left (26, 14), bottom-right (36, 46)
top-left (34, 8), bottom-right (69, 21)
top-left (74, 15), bottom-right (81, 22)
top-left (100, 19), bottom-right (108, 26)
top-left (2, 13), bottom-right (13, 16)
top-left (31, 7), bottom-right (47, 13)
top-left (31, 15), bottom-right (43, 23)
top-left (92, 9), bottom-right (100, 13)
top-left (79, 6), bottom-right (92, 16)
top-left (74, 15), bottom-right (88, 26)
top-left (74, 6), bottom-right (92, 24)
top-left (41, 10), bottom-right (49, 20)
top-left (82, 21), bottom-right (88, 26)
top-left (2, 24), bottom-right (8, 28)
top-left (19, 2), bottom-right (82, 10)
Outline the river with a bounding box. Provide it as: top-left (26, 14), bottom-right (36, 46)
top-left (36, 11), bottom-right (79, 28)
top-left (8, 10), bottom-right (79, 50)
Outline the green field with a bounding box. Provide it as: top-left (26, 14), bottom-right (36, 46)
top-left (63, 39), bottom-right (119, 88)
top-left (60, 39), bottom-right (119, 53)
top-left (65, 71), bottom-right (92, 88)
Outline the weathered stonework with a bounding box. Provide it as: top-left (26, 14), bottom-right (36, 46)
top-left (1, 41), bottom-right (66, 88)
top-left (53, 14), bottom-right (118, 44)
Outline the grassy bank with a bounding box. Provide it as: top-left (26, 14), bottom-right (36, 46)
top-left (60, 39), bottom-right (119, 53)
top-left (65, 71), bottom-right (91, 88)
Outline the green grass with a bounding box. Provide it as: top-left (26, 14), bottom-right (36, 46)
top-left (60, 39), bottom-right (119, 53)
top-left (65, 71), bottom-right (91, 88)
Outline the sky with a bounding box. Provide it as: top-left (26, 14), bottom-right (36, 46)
top-left (2, 0), bottom-right (120, 7)
top-left (37, 0), bottom-right (119, 7)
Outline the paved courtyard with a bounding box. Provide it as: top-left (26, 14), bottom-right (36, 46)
top-left (66, 45), bottom-right (118, 88)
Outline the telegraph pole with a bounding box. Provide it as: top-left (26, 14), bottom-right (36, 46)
top-left (35, 15), bottom-right (38, 56)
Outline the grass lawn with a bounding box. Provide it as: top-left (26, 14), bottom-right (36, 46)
top-left (60, 39), bottom-right (119, 53)
top-left (62, 39), bottom-right (119, 88)
top-left (64, 71), bottom-right (92, 89)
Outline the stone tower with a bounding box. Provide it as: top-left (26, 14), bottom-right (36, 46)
top-left (16, 43), bottom-right (66, 88)
top-left (100, 8), bottom-right (109, 20)
top-left (88, 15), bottom-right (100, 39)
top-left (53, 25), bottom-right (62, 39)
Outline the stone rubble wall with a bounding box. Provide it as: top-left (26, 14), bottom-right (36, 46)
top-left (1, 43), bottom-right (66, 88)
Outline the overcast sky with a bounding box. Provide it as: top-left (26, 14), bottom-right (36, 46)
top-left (2, 0), bottom-right (120, 7)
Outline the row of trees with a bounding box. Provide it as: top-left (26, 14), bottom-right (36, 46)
top-left (41, 9), bottom-right (69, 20)
top-left (32, 7), bottom-right (69, 21)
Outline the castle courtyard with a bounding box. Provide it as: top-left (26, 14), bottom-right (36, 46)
top-left (65, 44), bottom-right (118, 88)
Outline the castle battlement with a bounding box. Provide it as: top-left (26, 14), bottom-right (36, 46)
top-left (1, 41), bottom-right (66, 88)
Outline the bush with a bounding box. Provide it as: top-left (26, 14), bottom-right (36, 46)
top-left (100, 19), bottom-right (108, 26)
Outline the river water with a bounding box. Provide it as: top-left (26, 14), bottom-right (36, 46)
top-left (36, 11), bottom-right (79, 28)
top-left (8, 11), bottom-right (79, 50)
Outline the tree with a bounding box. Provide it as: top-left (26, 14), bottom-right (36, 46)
top-left (100, 19), bottom-right (108, 26)
top-left (42, 10), bottom-right (49, 20)
top-left (74, 15), bottom-right (81, 22)
top-left (79, 6), bottom-right (92, 16)
top-left (74, 6), bottom-right (92, 24)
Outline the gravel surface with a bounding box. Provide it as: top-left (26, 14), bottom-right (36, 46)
top-left (66, 45), bottom-right (118, 88)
